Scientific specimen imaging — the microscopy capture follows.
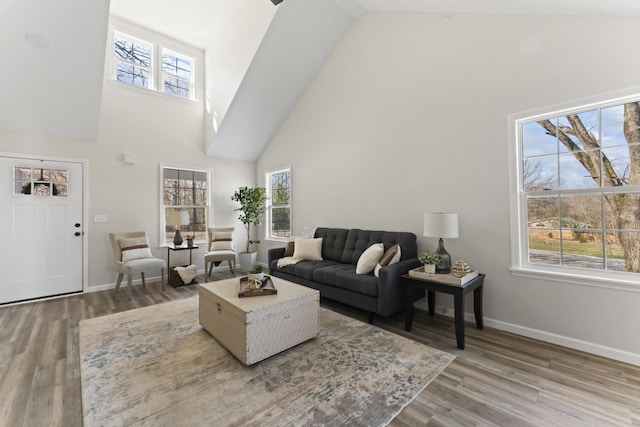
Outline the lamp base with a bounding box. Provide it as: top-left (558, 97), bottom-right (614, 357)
top-left (173, 230), bottom-right (183, 246)
top-left (435, 238), bottom-right (451, 274)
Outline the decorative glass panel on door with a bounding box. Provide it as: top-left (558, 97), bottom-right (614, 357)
top-left (14, 167), bottom-right (68, 196)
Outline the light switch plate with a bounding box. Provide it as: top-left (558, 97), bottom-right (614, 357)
top-left (94, 214), bottom-right (108, 223)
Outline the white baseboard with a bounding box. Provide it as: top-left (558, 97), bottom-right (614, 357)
top-left (414, 300), bottom-right (640, 366)
top-left (85, 268), bottom-right (206, 293)
top-left (84, 261), bottom-right (269, 294)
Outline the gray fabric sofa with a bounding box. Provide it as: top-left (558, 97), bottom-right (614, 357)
top-left (268, 227), bottom-right (422, 319)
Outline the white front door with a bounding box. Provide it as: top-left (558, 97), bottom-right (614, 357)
top-left (0, 156), bottom-right (84, 304)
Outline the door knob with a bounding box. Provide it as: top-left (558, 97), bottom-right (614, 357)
top-left (75, 223), bottom-right (81, 227)
top-left (74, 232), bottom-right (81, 236)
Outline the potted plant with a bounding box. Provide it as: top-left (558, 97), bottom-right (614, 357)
top-left (418, 251), bottom-right (441, 274)
top-left (248, 266), bottom-right (265, 282)
top-left (231, 186), bottom-right (268, 271)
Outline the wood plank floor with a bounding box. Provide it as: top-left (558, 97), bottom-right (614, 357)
top-left (1, 271), bottom-right (639, 426)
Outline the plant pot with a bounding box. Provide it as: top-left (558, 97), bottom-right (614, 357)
top-left (238, 252), bottom-right (257, 272)
top-left (423, 264), bottom-right (436, 274)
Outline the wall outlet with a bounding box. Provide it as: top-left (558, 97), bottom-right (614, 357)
top-left (94, 214), bottom-right (108, 223)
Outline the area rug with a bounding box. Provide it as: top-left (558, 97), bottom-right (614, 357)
top-left (79, 297), bottom-right (454, 427)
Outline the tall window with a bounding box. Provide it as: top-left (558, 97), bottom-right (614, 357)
top-left (266, 168), bottom-right (291, 240)
top-left (514, 96), bottom-right (640, 281)
top-left (162, 167), bottom-right (209, 245)
top-left (112, 30), bottom-right (195, 100)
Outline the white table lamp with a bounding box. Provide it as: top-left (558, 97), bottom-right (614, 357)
top-left (167, 211), bottom-right (189, 246)
top-left (423, 212), bottom-right (459, 274)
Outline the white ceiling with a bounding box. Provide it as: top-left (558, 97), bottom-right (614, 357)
top-left (206, 0), bottom-right (356, 160)
top-left (109, 0), bottom-right (640, 54)
top-left (2, 0), bottom-right (640, 152)
top-left (357, 0), bottom-right (640, 15)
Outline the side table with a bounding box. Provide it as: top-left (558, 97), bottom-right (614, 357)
top-left (401, 273), bottom-right (485, 349)
top-left (167, 244), bottom-right (199, 286)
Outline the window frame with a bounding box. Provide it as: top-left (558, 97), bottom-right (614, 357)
top-left (113, 30), bottom-right (154, 91)
top-left (509, 91), bottom-right (640, 292)
top-left (161, 47), bottom-right (195, 100)
top-left (265, 166), bottom-right (292, 242)
top-left (110, 24), bottom-right (197, 101)
top-left (159, 164), bottom-right (212, 247)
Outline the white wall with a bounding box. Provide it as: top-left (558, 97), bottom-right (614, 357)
top-left (0, 20), bottom-right (255, 291)
top-left (203, 2), bottom-right (275, 147)
top-left (257, 12), bottom-right (640, 364)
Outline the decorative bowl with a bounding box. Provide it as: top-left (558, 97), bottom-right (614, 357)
top-left (451, 260), bottom-right (471, 278)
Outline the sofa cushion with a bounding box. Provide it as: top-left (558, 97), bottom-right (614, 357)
top-left (388, 232), bottom-right (417, 259)
top-left (315, 228), bottom-right (349, 262)
top-left (293, 238), bottom-right (323, 261)
top-left (313, 264), bottom-right (379, 297)
top-left (356, 243), bottom-right (384, 274)
top-left (284, 241), bottom-right (295, 257)
top-left (342, 229), bottom-right (417, 264)
top-left (119, 237), bottom-right (153, 262)
top-left (275, 259), bottom-right (341, 281)
top-left (210, 231), bottom-right (233, 251)
top-left (374, 243), bottom-right (401, 277)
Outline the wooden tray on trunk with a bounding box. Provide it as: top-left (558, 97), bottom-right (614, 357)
top-left (238, 275), bottom-right (277, 297)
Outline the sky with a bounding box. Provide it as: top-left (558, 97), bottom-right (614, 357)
top-left (521, 103), bottom-right (634, 189)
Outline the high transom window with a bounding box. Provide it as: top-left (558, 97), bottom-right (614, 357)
top-left (112, 29), bottom-right (195, 101)
top-left (162, 48), bottom-right (193, 99)
top-left (514, 96), bottom-right (640, 282)
top-left (114, 31), bottom-right (152, 89)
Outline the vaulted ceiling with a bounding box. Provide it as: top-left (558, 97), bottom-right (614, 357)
top-left (2, 0), bottom-right (640, 158)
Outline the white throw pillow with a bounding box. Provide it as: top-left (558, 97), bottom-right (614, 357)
top-left (292, 238), bottom-right (323, 261)
top-left (374, 244), bottom-right (402, 277)
top-left (210, 231), bottom-right (233, 251)
top-left (301, 227), bottom-right (317, 238)
top-left (119, 237), bottom-right (153, 262)
top-left (356, 243), bottom-right (384, 275)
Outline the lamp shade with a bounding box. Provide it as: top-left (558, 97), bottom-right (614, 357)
top-left (167, 210), bottom-right (189, 227)
top-left (423, 212), bottom-right (459, 238)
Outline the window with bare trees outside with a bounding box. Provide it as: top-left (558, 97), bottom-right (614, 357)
top-left (266, 168), bottom-right (291, 240)
top-left (162, 48), bottom-right (193, 99)
top-left (513, 95), bottom-right (640, 286)
top-left (114, 31), bottom-right (153, 89)
top-left (162, 167), bottom-right (209, 245)
top-left (113, 29), bottom-right (195, 101)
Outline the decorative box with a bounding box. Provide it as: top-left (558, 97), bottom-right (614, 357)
top-left (199, 277), bottom-right (319, 365)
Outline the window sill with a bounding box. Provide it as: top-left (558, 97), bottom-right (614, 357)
top-left (510, 266), bottom-right (640, 293)
top-left (264, 238), bottom-right (288, 245)
top-left (108, 79), bottom-right (198, 104)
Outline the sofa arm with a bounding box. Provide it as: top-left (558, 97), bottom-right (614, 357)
top-left (268, 247), bottom-right (286, 274)
top-left (377, 258), bottom-right (422, 317)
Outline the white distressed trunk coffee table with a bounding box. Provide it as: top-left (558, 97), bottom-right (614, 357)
top-left (199, 276), bottom-right (319, 365)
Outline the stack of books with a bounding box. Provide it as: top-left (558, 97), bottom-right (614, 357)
top-left (408, 267), bottom-right (479, 286)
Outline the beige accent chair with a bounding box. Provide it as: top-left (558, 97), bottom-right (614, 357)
top-left (204, 227), bottom-right (236, 277)
top-left (109, 231), bottom-right (166, 298)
